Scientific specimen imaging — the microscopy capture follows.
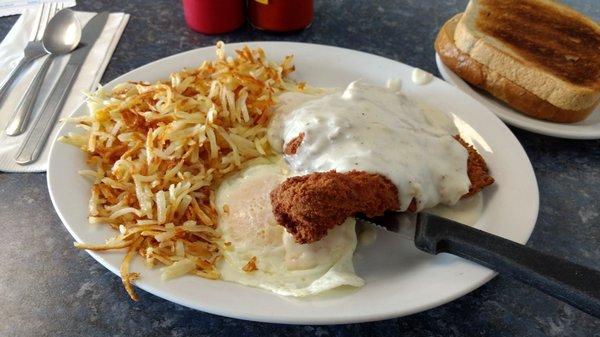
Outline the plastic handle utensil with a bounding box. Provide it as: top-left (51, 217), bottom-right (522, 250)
top-left (415, 213), bottom-right (600, 318)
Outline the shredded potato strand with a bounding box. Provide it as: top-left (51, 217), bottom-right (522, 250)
top-left (62, 42), bottom-right (301, 300)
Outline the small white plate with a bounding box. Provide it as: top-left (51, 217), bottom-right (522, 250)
top-left (436, 53), bottom-right (600, 139)
top-left (47, 42), bottom-right (539, 324)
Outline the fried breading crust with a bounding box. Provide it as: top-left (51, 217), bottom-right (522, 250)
top-left (284, 132), bottom-right (304, 155)
top-left (271, 135), bottom-right (494, 244)
top-left (270, 171), bottom-right (399, 244)
top-left (454, 135), bottom-right (495, 197)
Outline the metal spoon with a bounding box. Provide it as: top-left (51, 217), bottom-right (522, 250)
top-left (5, 9), bottom-right (81, 136)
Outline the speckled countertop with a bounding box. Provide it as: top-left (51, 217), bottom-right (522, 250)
top-left (0, 1), bottom-right (599, 336)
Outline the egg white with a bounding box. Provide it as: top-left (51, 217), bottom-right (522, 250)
top-left (215, 161), bottom-right (364, 297)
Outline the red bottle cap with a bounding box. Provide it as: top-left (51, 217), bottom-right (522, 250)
top-left (249, 0), bottom-right (313, 32)
top-left (182, 0), bottom-right (245, 35)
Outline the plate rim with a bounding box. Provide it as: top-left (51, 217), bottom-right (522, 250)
top-left (47, 41), bottom-right (540, 324)
top-left (435, 53), bottom-right (600, 140)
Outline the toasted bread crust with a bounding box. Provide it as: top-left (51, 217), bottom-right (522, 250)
top-left (437, 14), bottom-right (599, 123)
top-left (475, 0), bottom-right (600, 87)
top-left (455, 0), bottom-right (600, 111)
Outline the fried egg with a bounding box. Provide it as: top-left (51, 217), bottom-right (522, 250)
top-left (215, 161), bottom-right (364, 296)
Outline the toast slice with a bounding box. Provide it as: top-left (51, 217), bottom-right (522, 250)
top-left (454, 0), bottom-right (600, 114)
top-left (436, 14), bottom-right (599, 123)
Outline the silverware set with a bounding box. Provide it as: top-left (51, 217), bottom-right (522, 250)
top-left (5, 4), bottom-right (79, 136)
top-left (0, 3), bottom-right (63, 108)
top-left (1, 3), bottom-right (109, 165)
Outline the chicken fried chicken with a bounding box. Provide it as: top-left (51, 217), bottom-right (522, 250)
top-left (270, 135), bottom-right (494, 244)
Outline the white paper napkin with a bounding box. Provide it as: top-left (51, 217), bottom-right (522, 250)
top-left (0, 9), bottom-right (129, 172)
top-left (0, 0), bottom-right (76, 17)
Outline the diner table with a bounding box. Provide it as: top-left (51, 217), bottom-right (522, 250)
top-left (0, 0), bottom-right (598, 336)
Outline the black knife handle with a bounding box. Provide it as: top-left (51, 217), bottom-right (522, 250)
top-left (414, 213), bottom-right (600, 318)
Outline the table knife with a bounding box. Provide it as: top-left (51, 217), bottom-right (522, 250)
top-left (358, 212), bottom-right (600, 318)
top-left (14, 12), bottom-right (109, 165)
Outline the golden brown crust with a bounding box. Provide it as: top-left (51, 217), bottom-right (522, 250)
top-left (475, 0), bottom-right (600, 88)
top-left (436, 14), bottom-right (599, 123)
top-left (284, 132), bottom-right (304, 155)
top-left (242, 257), bottom-right (258, 272)
top-left (270, 171), bottom-right (399, 244)
top-left (274, 135), bottom-right (494, 244)
top-left (454, 135), bottom-right (495, 197)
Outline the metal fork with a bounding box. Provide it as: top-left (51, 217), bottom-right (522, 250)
top-left (0, 3), bottom-right (60, 108)
top-left (4, 2), bottom-right (65, 136)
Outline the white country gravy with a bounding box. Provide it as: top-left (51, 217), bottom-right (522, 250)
top-left (411, 68), bottom-right (433, 85)
top-left (268, 81), bottom-right (471, 211)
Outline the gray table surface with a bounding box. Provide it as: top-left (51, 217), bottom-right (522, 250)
top-left (1, 1), bottom-right (599, 336)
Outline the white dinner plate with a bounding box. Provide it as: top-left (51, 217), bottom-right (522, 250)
top-left (47, 42), bottom-right (539, 324)
top-left (436, 53), bottom-right (600, 139)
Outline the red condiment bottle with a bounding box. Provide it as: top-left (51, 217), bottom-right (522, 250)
top-left (249, 0), bottom-right (314, 32)
top-left (182, 0), bottom-right (245, 34)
